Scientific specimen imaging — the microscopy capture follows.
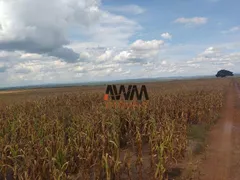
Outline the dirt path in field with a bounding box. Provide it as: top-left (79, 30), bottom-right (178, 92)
top-left (0, 90), bottom-right (31, 94)
top-left (198, 79), bottom-right (240, 180)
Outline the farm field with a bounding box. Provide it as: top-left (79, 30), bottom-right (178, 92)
top-left (0, 78), bottom-right (233, 179)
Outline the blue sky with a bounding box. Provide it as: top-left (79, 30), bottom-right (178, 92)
top-left (0, 0), bottom-right (239, 87)
top-left (103, 0), bottom-right (240, 46)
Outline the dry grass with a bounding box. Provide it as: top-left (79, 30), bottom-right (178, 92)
top-left (0, 78), bottom-right (230, 179)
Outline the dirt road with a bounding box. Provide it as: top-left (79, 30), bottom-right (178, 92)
top-left (198, 80), bottom-right (240, 180)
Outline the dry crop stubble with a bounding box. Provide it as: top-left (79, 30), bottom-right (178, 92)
top-left (0, 78), bottom-right (229, 179)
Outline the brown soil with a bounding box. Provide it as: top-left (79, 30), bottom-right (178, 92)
top-left (197, 80), bottom-right (240, 180)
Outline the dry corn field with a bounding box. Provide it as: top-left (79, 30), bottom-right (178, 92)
top-left (0, 78), bottom-right (231, 180)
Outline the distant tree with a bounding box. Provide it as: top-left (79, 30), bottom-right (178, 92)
top-left (216, 69), bottom-right (233, 78)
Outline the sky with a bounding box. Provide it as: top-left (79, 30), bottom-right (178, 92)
top-left (0, 0), bottom-right (240, 87)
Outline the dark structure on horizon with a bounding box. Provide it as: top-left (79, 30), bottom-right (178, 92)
top-left (216, 69), bottom-right (234, 78)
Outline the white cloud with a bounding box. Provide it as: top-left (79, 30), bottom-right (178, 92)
top-left (142, 60), bottom-right (186, 76)
top-left (230, 26), bottom-right (240, 32)
top-left (0, 0), bottom-right (141, 62)
top-left (2, 41), bottom-right (240, 87)
top-left (114, 51), bottom-right (131, 62)
top-left (130, 40), bottom-right (164, 51)
top-left (74, 66), bottom-right (86, 73)
top-left (0, 0), bottom-right (103, 62)
top-left (20, 53), bottom-right (43, 60)
top-left (161, 32), bottom-right (172, 40)
top-left (174, 17), bottom-right (208, 26)
top-left (105, 5), bottom-right (145, 15)
top-left (87, 11), bottom-right (141, 47)
top-left (201, 47), bottom-right (222, 57)
top-left (187, 46), bottom-right (240, 72)
top-left (68, 39), bottom-right (165, 65)
top-left (122, 70), bottom-right (131, 75)
top-left (222, 26), bottom-right (240, 34)
top-left (161, 60), bottom-right (167, 65)
top-left (96, 49), bottom-right (113, 62)
top-left (0, 38), bottom-right (167, 86)
top-left (114, 39), bottom-right (164, 63)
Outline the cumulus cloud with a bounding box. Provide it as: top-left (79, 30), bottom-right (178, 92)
top-left (0, 0), bottom-right (151, 86)
top-left (0, 0), bottom-right (141, 62)
top-left (201, 47), bottom-right (222, 57)
top-left (0, 0), bottom-right (143, 64)
top-left (130, 40), bottom-right (164, 50)
top-left (73, 62), bottom-right (130, 78)
top-left (161, 32), bottom-right (172, 40)
top-left (68, 39), bottom-right (164, 65)
top-left (0, 0), bottom-right (104, 62)
top-left (142, 60), bottom-right (186, 76)
top-left (14, 67), bottom-right (32, 74)
top-left (0, 50), bottom-right (131, 85)
top-left (96, 49), bottom-right (114, 62)
top-left (187, 46), bottom-right (240, 71)
top-left (174, 17), bottom-right (208, 26)
top-left (2, 42), bottom-right (240, 87)
top-left (0, 39), bottom-right (166, 85)
top-left (114, 39), bottom-right (164, 63)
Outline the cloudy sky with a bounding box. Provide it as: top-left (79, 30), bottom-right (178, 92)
top-left (0, 0), bottom-right (239, 87)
